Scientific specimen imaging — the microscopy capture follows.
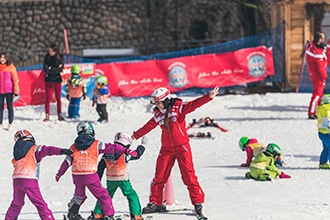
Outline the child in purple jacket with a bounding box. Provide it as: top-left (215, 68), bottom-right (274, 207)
top-left (5, 129), bottom-right (72, 220)
top-left (55, 121), bottom-right (140, 220)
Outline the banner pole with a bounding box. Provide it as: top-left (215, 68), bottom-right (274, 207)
top-left (296, 41), bottom-right (309, 93)
top-left (63, 29), bottom-right (70, 64)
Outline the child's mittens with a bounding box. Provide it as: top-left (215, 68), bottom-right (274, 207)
top-left (141, 136), bottom-right (147, 145)
top-left (125, 148), bottom-right (137, 157)
top-left (135, 145), bottom-right (145, 159)
top-left (66, 94), bottom-right (70, 101)
top-left (279, 172), bottom-right (291, 179)
top-left (126, 146), bottom-right (145, 159)
top-left (60, 149), bottom-right (73, 156)
top-left (275, 160), bottom-right (284, 167)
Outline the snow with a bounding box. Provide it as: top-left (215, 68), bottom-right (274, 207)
top-left (0, 92), bottom-right (327, 220)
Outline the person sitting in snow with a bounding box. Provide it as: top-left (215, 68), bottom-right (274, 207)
top-left (239, 136), bottom-right (285, 167)
top-left (316, 94), bottom-right (330, 169)
top-left (245, 143), bottom-right (290, 181)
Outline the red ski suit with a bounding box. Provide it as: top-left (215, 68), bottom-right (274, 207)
top-left (306, 41), bottom-right (328, 116)
top-left (133, 94), bottom-right (212, 206)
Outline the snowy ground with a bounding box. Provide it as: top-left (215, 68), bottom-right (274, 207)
top-left (0, 92), bottom-right (328, 220)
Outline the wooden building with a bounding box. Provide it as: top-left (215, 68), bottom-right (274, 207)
top-left (271, 0), bottom-right (330, 91)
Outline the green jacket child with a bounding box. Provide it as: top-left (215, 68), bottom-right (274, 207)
top-left (245, 143), bottom-right (291, 181)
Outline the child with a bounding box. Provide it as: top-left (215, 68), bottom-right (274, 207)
top-left (245, 143), bottom-right (291, 181)
top-left (239, 136), bottom-right (285, 167)
top-left (66, 64), bottom-right (86, 119)
top-left (92, 75), bottom-right (109, 123)
top-left (5, 129), bottom-right (72, 220)
top-left (316, 94), bottom-right (330, 169)
top-left (90, 132), bottom-right (146, 220)
top-left (55, 121), bottom-right (141, 220)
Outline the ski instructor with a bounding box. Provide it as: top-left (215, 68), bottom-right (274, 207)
top-left (131, 86), bottom-right (219, 219)
top-left (306, 32), bottom-right (328, 119)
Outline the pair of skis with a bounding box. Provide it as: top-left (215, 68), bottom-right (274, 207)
top-left (143, 208), bottom-right (208, 220)
top-left (187, 118), bottom-right (228, 132)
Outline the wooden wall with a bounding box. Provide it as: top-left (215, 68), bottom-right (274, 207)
top-left (271, 0), bottom-right (330, 90)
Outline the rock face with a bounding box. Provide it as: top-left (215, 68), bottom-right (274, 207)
top-left (0, 0), bottom-right (270, 67)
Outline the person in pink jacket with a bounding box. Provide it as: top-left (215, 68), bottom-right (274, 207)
top-left (132, 86), bottom-right (219, 220)
top-left (56, 121), bottom-right (140, 220)
top-left (0, 52), bottom-right (19, 130)
top-left (5, 129), bottom-right (72, 220)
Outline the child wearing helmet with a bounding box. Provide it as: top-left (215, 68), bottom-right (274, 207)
top-left (55, 121), bottom-right (141, 220)
top-left (245, 143), bottom-right (291, 181)
top-left (316, 94), bottom-right (330, 169)
top-left (5, 130), bottom-right (72, 220)
top-left (92, 75), bottom-right (110, 123)
top-left (132, 86), bottom-right (219, 219)
top-left (65, 64), bottom-right (86, 119)
top-left (239, 137), bottom-right (285, 167)
top-left (239, 137), bottom-right (266, 167)
top-left (90, 132), bottom-right (146, 220)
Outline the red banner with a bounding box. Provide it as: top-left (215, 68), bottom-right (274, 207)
top-left (98, 46), bottom-right (274, 97)
top-left (61, 63), bottom-right (96, 81)
top-left (14, 46), bottom-right (274, 107)
top-left (14, 70), bottom-right (46, 107)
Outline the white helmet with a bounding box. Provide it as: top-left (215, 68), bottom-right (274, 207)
top-left (149, 87), bottom-right (170, 104)
top-left (77, 121), bottom-right (95, 136)
top-left (321, 94), bottom-right (330, 105)
top-left (114, 132), bottom-right (133, 147)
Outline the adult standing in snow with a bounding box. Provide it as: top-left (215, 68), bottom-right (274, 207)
top-left (43, 43), bottom-right (65, 122)
top-left (131, 86), bottom-right (219, 220)
top-left (0, 52), bottom-right (18, 130)
top-left (306, 32), bottom-right (328, 119)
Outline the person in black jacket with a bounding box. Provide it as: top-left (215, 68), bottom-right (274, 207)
top-left (43, 43), bottom-right (65, 122)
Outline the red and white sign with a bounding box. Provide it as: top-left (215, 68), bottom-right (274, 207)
top-left (14, 46), bottom-right (274, 107)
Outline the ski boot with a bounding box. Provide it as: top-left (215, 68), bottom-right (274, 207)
top-left (67, 204), bottom-right (84, 220)
top-left (130, 213), bottom-right (144, 220)
top-left (87, 211), bottom-right (103, 220)
top-left (194, 204), bottom-right (208, 220)
top-left (142, 202), bottom-right (166, 214)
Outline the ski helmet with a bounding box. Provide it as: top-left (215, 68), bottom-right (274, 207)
top-left (149, 87), bottom-right (170, 104)
top-left (239, 136), bottom-right (249, 151)
top-left (71, 64), bottom-right (81, 75)
top-left (95, 75), bottom-right (108, 86)
top-left (76, 121), bottom-right (95, 136)
top-left (14, 129), bottom-right (35, 143)
top-left (321, 94), bottom-right (330, 105)
top-left (266, 143), bottom-right (282, 157)
top-left (114, 132), bottom-right (133, 147)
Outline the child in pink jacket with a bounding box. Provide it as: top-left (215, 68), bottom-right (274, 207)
top-left (5, 129), bottom-right (72, 220)
top-left (55, 121), bottom-right (140, 220)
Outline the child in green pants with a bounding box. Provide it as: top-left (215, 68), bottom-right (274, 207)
top-left (90, 132), bottom-right (146, 220)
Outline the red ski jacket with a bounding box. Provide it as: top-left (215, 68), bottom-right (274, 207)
top-left (306, 41), bottom-right (327, 81)
top-left (133, 94), bottom-right (212, 147)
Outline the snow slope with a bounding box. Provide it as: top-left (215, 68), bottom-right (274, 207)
top-left (0, 92), bottom-right (328, 220)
